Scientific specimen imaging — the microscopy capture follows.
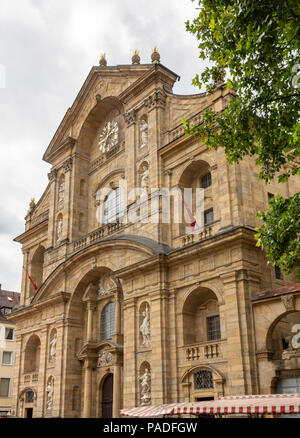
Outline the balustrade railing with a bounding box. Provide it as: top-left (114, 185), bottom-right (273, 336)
top-left (181, 340), bottom-right (225, 363)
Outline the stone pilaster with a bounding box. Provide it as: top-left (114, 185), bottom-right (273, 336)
top-left (123, 297), bottom-right (137, 407)
top-left (149, 287), bottom-right (169, 404)
top-left (221, 271), bottom-right (246, 394)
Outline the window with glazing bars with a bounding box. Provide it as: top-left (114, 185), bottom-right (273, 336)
top-left (100, 302), bottom-right (116, 340)
top-left (204, 208), bottom-right (214, 225)
top-left (207, 315), bottom-right (221, 341)
top-left (103, 188), bottom-right (124, 224)
top-left (194, 370), bottom-right (213, 390)
top-left (201, 172), bottom-right (212, 189)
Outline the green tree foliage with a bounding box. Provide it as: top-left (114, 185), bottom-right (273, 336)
top-left (184, 0), bottom-right (300, 278)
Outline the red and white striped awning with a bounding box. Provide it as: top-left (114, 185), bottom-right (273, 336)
top-left (120, 394), bottom-right (300, 417)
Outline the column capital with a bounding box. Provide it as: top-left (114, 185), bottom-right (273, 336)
top-left (144, 90), bottom-right (166, 112)
top-left (62, 157), bottom-right (73, 173)
top-left (124, 108), bottom-right (137, 127)
top-left (48, 168), bottom-right (58, 182)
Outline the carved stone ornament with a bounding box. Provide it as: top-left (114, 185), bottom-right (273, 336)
top-left (139, 368), bottom-right (151, 406)
top-left (144, 91), bottom-right (166, 111)
top-left (56, 217), bottom-right (63, 242)
top-left (98, 273), bottom-right (119, 296)
top-left (99, 120), bottom-right (119, 153)
top-left (140, 119), bottom-right (148, 148)
top-left (97, 350), bottom-right (113, 367)
top-left (124, 109), bottom-right (137, 127)
top-left (58, 180), bottom-right (64, 203)
top-left (48, 169), bottom-right (58, 182)
top-left (62, 157), bottom-right (73, 173)
top-left (140, 304), bottom-right (151, 347)
top-left (49, 334), bottom-right (57, 363)
top-left (46, 377), bottom-right (54, 410)
top-left (140, 165), bottom-right (149, 191)
top-left (281, 294), bottom-right (295, 311)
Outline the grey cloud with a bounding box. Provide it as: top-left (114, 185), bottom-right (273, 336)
top-left (0, 0), bottom-right (206, 291)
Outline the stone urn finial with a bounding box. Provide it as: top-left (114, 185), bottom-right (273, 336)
top-left (132, 50), bottom-right (141, 65)
top-left (99, 53), bottom-right (107, 67)
top-left (151, 47), bottom-right (160, 64)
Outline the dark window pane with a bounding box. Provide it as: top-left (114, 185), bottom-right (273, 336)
top-left (5, 328), bottom-right (14, 340)
top-left (25, 391), bottom-right (34, 403)
top-left (207, 315), bottom-right (221, 341)
top-left (100, 302), bottom-right (116, 340)
top-left (201, 173), bottom-right (212, 189)
top-left (194, 370), bottom-right (213, 390)
top-left (204, 208), bottom-right (214, 225)
top-left (0, 378), bottom-right (10, 397)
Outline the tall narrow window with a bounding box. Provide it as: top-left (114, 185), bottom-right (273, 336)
top-left (204, 208), bottom-right (214, 226)
top-left (100, 302), bottom-right (116, 340)
top-left (103, 188), bottom-right (124, 224)
top-left (201, 172), bottom-right (212, 189)
top-left (2, 352), bottom-right (13, 365)
top-left (5, 328), bottom-right (14, 340)
top-left (207, 315), bottom-right (221, 341)
top-left (0, 378), bottom-right (10, 397)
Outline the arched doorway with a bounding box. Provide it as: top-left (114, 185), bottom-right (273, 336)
top-left (101, 374), bottom-right (113, 418)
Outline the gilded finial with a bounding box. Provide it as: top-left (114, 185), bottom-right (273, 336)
top-left (99, 53), bottom-right (107, 67)
top-left (132, 50), bottom-right (141, 65)
top-left (151, 47), bottom-right (160, 64)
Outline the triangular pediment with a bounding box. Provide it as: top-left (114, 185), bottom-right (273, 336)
top-left (43, 64), bottom-right (160, 164)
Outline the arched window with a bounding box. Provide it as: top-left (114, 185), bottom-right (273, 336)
top-left (100, 302), bottom-right (115, 340)
top-left (103, 188), bottom-right (124, 224)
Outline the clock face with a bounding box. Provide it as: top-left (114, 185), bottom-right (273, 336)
top-left (98, 120), bottom-right (119, 153)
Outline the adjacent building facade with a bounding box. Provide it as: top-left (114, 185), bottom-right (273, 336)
top-left (8, 54), bottom-right (300, 418)
top-left (0, 287), bottom-right (20, 416)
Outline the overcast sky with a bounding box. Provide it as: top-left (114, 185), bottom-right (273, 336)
top-left (0, 0), bottom-right (207, 292)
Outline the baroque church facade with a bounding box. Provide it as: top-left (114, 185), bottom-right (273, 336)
top-left (9, 52), bottom-right (300, 417)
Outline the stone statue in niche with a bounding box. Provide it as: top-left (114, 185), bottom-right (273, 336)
top-left (46, 377), bottom-right (54, 410)
top-left (140, 165), bottom-right (149, 191)
top-left (140, 119), bottom-right (148, 148)
top-left (56, 217), bottom-right (63, 242)
top-left (140, 304), bottom-right (151, 347)
top-left (58, 180), bottom-right (64, 203)
top-left (139, 368), bottom-right (151, 406)
top-left (49, 334), bottom-right (57, 363)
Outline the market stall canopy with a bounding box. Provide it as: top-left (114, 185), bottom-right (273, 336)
top-left (120, 394), bottom-right (300, 417)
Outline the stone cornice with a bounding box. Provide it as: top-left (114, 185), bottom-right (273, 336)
top-left (14, 218), bottom-right (48, 244)
top-left (119, 64), bottom-right (178, 105)
top-left (113, 254), bottom-right (167, 280)
top-left (7, 292), bottom-right (71, 322)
